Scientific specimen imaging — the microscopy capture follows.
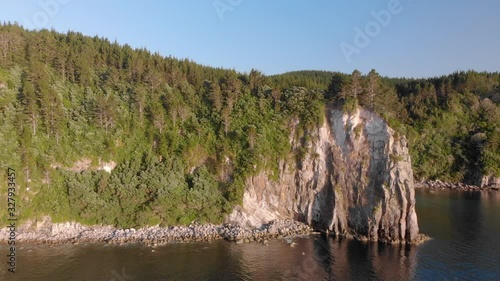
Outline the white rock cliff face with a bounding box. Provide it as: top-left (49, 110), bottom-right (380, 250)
top-left (229, 107), bottom-right (420, 244)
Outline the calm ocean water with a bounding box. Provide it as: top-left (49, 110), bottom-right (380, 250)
top-left (2, 189), bottom-right (500, 280)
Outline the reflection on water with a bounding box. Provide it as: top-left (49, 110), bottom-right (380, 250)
top-left (272, 236), bottom-right (418, 280)
top-left (1, 189), bottom-right (499, 280)
top-left (415, 190), bottom-right (500, 280)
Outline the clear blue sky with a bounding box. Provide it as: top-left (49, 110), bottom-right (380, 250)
top-left (1, 0), bottom-right (499, 78)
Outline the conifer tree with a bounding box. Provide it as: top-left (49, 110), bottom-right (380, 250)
top-left (340, 70), bottom-right (363, 101)
top-left (20, 78), bottom-right (39, 136)
top-left (366, 69), bottom-right (380, 111)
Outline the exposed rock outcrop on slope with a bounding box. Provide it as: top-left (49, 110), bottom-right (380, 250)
top-left (229, 107), bottom-right (422, 244)
top-left (480, 175), bottom-right (500, 189)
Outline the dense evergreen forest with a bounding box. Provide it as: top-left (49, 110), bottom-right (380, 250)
top-left (0, 24), bottom-right (498, 227)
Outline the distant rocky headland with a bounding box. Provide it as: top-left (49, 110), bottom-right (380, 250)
top-left (416, 180), bottom-right (499, 192)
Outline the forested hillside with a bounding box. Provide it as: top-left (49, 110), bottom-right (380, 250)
top-left (267, 70), bottom-right (339, 91)
top-left (0, 24), bottom-right (324, 227)
top-left (0, 24), bottom-right (498, 227)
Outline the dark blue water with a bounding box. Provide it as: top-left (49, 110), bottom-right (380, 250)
top-left (413, 190), bottom-right (500, 281)
top-left (2, 189), bottom-right (499, 280)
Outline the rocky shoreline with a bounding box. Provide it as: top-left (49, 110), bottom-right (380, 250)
top-left (0, 217), bottom-right (315, 247)
top-left (415, 180), bottom-right (499, 192)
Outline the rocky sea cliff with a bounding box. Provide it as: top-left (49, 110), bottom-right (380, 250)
top-left (230, 107), bottom-right (425, 244)
top-left (2, 108), bottom-right (432, 246)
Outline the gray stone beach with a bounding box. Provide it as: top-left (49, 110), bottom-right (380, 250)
top-left (0, 216), bottom-right (314, 246)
